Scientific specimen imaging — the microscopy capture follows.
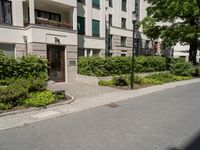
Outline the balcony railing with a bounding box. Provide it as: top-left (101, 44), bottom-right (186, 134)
top-left (24, 18), bottom-right (73, 29)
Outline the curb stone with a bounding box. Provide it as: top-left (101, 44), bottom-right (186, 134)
top-left (0, 93), bottom-right (75, 118)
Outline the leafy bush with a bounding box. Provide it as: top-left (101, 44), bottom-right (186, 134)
top-left (0, 74), bottom-right (47, 104)
top-left (170, 58), bottom-right (193, 76)
top-left (28, 73), bottom-right (48, 92)
top-left (146, 73), bottom-right (192, 83)
top-left (22, 90), bottom-right (56, 107)
top-left (78, 56), bottom-right (167, 77)
top-left (98, 80), bottom-right (114, 86)
top-left (135, 56), bottom-right (167, 73)
top-left (0, 50), bottom-right (48, 80)
top-left (98, 73), bottom-right (192, 87)
top-left (191, 66), bottom-right (200, 77)
top-left (112, 75), bottom-right (128, 86)
top-left (0, 103), bottom-right (12, 110)
top-left (0, 78), bottom-right (30, 104)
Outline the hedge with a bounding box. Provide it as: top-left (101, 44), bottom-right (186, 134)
top-left (78, 56), bottom-right (168, 76)
top-left (0, 50), bottom-right (48, 80)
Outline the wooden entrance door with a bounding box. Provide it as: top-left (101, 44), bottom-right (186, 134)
top-left (47, 45), bottom-right (65, 82)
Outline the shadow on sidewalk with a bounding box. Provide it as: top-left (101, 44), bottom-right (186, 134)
top-left (169, 131), bottom-right (200, 150)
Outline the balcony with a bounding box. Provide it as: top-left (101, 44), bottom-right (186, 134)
top-left (23, 0), bottom-right (76, 30)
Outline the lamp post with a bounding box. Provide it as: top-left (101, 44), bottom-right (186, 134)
top-left (23, 36), bottom-right (28, 56)
top-left (105, 0), bottom-right (109, 57)
top-left (131, 11), bottom-right (137, 89)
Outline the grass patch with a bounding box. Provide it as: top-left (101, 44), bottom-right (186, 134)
top-left (20, 90), bottom-right (56, 107)
top-left (98, 72), bottom-right (192, 88)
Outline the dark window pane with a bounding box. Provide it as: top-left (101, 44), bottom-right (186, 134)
top-left (92, 0), bottom-right (100, 8)
top-left (92, 20), bottom-right (100, 37)
top-left (77, 0), bottom-right (85, 4)
top-left (0, 1), bottom-right (3, 24)
top-left (77, 16), bottom-right (85, 35)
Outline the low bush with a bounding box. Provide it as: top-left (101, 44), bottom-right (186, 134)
top-left (170, 58), bottom-right (193, 76)
top-left (0, 78), bottom-right (30, 104)
top-left (98, 80), bottom-right (114, 86)
top-left (0, 103), bottom-right (12, 110)
top-left (22, 90), bottom-right (56, 107)
top-left (0, 50), bottom-right (48, 80)
top-left (112, 75), bottom-right (128, 86)
top-left (191, 66), bottom-right (200, 77)
top-left (78, 56), bottom-right (168, 77)
top-left (98, 73), bottom-right (192, 87)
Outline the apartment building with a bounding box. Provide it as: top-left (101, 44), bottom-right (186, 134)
top-left (0, 0), bottom-right (78, 83)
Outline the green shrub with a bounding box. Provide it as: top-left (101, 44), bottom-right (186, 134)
top-left (78, 56), bottom-right (168, 77)
top-left (146, 72), bottom-right (192, 83)
top-left (17, 55), bottom-right (48, 78)
top-left (0, 50), bottom-right (48, 80)
top-left (22, 90), bottom-right (56, 107)
top-left (0, 103), bottom-right (12, 110)
top-left (0, 78), bottom-right (30, 104)
top-left (28, 73), bottom-right (48, 92)
top-left (191, 66), bottom-right (200, 77)
top-left (98, 80), bottom-right (114, 86)
top-left (170, 59), bottom-right (193, 76)
top-left (112, 75), bottom-right (128, 86)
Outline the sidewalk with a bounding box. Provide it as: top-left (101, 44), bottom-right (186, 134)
top-left (0, 78), bottom-right (200, 131)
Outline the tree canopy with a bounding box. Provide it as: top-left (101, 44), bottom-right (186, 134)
top-left (140, 0), bottom-right (200, 65)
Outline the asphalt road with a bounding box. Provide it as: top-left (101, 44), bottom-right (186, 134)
top-left (0, 82), bottom-right (200, 150)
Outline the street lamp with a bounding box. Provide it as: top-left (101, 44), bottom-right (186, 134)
top-left (131, 11), bottom-right (137, 89)
top-left (105, 0), bottom-right (109, 57)
top-left (23, 36), bottom-right (28, 56)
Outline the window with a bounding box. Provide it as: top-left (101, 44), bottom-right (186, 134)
top-left (121, 18), bottom-right (126, 29)
top-left (35, 10), bottom-right (61, 22)
top-left (121, 50), bottom-right (127, 57)
top-left (108, 35), bottom-right (112, 49)
top-left (122, 0), bottom-right (127, 12)
top-left (121, 36), bottom-right (126, 47)
top-left (77, 16), bottom-right (85, 35)
top-left (0, 0), bottom-right (12, 25)
top-left (92, 20), bottom-right (100, 37)
top-left (92, 0), bottom-right (100, 9)
top-left (77, 0), bottom-right (85, 4)
top-left (109, 0), bottom-right (113, 7)
top-left (109, 14), bottom-right (112, 26)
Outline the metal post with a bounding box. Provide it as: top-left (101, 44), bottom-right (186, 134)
top-left (131, 22), bottom-right (135, 89)
top-left (105, 7), bottom-right (109, 57)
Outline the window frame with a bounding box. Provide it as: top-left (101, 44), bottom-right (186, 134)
top-left (35, 9), bottom-right (61, 22)
top-left (0, 0), bottom-right (12, 25)
top-left (109, 0), bottom-right (113, 7)
top-left (92, 0), bottom-right (100, 9)
top-left (77, 16), bottom-right (85, 35)
top-left (121, 36), bottom-right (127, 47)
top-left (77, 0), bottom-right (85, 5)
top-left (122, 0), bottom-right (127, 12)
top-left (92, 19), bottom-right (100, 37)
top-left (121, 18), bottom-right (126, 29)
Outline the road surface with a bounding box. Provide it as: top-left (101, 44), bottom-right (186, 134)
top-left (0, 82), bottom-right (200, 150)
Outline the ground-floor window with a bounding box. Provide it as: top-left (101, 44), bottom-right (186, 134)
top-left (121, 50), bottom-right (127, 57)
top-left (0, 43), bottom-right (14, 57)
top-left (78, 48), bottom-right (100, 57)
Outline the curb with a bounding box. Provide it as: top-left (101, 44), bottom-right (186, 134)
top-left (0, 93), bottom-right (75, 118)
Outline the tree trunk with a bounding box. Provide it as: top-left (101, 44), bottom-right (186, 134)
top-left (189, 41), bottom-right (198, 65)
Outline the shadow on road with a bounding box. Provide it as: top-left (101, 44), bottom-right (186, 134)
top-left (169, 131), bottom-right (200, 150)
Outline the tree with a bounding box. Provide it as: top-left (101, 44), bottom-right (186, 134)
top-left (140, 0), bottom-right (200, 65)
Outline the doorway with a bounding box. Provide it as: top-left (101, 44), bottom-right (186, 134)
top-left (47, 45), bottom-right (65, 82)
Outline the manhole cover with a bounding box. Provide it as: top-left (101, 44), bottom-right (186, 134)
top-left (106, 103), bottom-right (120, 108)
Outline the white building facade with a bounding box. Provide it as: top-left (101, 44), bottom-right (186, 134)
top-left (0, 0), bottom-right (78, 83)
top-left (1, 0), bottom-right (183, 83)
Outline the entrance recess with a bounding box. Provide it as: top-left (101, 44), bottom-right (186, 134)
top-left (47, 45), bottom-right (65, 82)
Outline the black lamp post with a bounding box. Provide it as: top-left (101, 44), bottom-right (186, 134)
top-left (131, 11), bottom-right (137, 89)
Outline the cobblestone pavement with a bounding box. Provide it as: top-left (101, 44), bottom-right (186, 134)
top-left (0, 79), bottom-right (200, 131)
